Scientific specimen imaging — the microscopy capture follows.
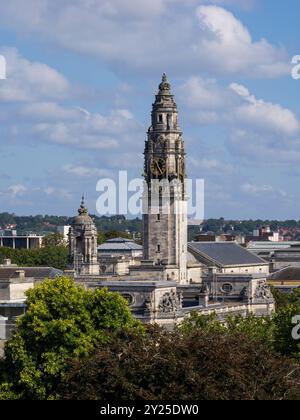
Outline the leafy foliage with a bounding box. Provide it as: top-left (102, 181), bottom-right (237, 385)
top-left (179, 312), bottom-right (275, 348)
top-left (97, 230), bottom-right (133, 245)
top-left (2, 277), bottom-right (140, 400)
top-left (0, 246), bottom-right (68, 270)
top-left (42, 233), bottom-right (66, 247)
top-left (58, 326), bottom-right (300, 401)
top-left (269, 288), bottom-right (300, 361)
top-left (273, 305), bottom-right (300, 361)
top-left (0, 212), bottom-right (142, 236)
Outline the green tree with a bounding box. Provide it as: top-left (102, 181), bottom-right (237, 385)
top-left (273, 304), bottom-right (300, 361)
top-left (226, 314), bottom-right (275, 348)
top-left (270, 286), bottom-right (291, 310)
top-left (97, 230), bottom-right (133, 245)
top-left (178, 312), bottom-right (227, 335)
top-left (38, 245), bottom-right (68, 270)
top-left (2, 277), bottom-right (140, 400)
top-left (42, 233), bottom-right (66, 247)
top-left (58, 327), bottom-right (300, 400)
top-left (0, 245), bottom-right (68, 270)
top-left (97, 231), bottom-right (106, 245)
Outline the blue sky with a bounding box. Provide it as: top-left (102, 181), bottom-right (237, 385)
top-left (0, 0), bottom-right (300, 220)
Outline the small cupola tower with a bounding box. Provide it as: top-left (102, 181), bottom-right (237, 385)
top-left (68, 196), bottom-right (100, 276)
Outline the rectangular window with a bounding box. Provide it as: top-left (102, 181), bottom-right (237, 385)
top-left (157, 245), bottom-right (161, 253)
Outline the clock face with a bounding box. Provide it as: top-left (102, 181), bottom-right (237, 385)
top-left (150, 158), bottom-right (166, 176)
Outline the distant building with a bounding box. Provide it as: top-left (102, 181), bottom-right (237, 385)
top-left (0, 259), bottom-right (62, 339)
top-left (194, 234), bottom-right (245, 245)
top-left (98, 237), bottom-right (143, 276)
top-left (250, 226), bottom-right (281, 243)
top-left (188, 242), bottom-right (269, 275)
top-left (268, 266), bottom-right (300, 293)
top-left (57, 225), bottom-right (71, 242)
top-left (98, 237), bottom-right (143, 259)
top-left (247, 241), bottom-right (300, 271)
top-left (0, 235), bottom-right (43, 249)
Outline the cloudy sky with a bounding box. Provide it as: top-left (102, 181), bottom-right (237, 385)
top-left (0, 0), bottom-right (299, 219)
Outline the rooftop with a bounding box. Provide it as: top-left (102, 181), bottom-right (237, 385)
top-left (268, 267), bottom-right (300, 282)
top-left (0, 266), bottom-right (63, 280)
top-left (188, 242), bottom-right (268, 267)
top-left (98, 238), bottom-right (143, 252)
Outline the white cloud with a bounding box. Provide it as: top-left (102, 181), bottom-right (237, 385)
top-left (0, 2), bottom-right (289, 78)
top-left (179, 77), bottom-right (236, 109)
top-left (205, 0), bottom-right (256, 10)
top-left (230, 83), bottom-right (300, 136)
top-left (189, 158), bottom-right (235, 175)
top-left (180, 77), bottom-right (300, 136)
top-left (27, 107), bottom-right (139, 150)
top-left (0, 49), bottom-right (141, 153)
top-left (42, 187), bottom-right (73, 200)
top-left (0, 48), bottom-right (70, 102)
top-left (241, 183), bottom-right (287, 198)
top-left (7, 184), bottom-right (27, 198)
top-left (20, 102), bottom-right (81, 121)
top-left (179, 76), bottom-right (300, 166)
top-left (195, 6), bottom-right (288, 78)
top-left (62, 164), bottom-right (112, 178)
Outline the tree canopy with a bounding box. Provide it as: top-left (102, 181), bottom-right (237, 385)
top-left (58, 326), bottom-right (300, 401)
top-left (1, 277), bottom-right (140, 400)
top-left (0, 246), bottom-right (68, 271)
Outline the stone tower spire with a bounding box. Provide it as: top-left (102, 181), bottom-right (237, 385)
top-left (78, 195), bottom-right (87, 214)
top-left (68, 196), bottom-right (100, 276)
top-left (143, 74), bottom-right (188, 285)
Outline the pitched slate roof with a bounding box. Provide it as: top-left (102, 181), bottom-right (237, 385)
top-left (0, 267), bottom-right (63, 280)
top-left (98, 238), bottom-right (142, 252)
top-left (268, 267), bottom-right (300, 281)
top-left (188, 242), bottom-right (268, 267)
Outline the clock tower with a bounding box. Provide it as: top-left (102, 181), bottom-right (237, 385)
top-left (143, 74), bottom-right (188, 284)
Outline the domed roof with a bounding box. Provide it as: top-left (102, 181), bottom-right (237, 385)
top-left (72, 196), bottom-right (94, 226)
top-left (73, 214), bottom-right (94, 225)
top-left (159, 73), bottom-right (171, 93)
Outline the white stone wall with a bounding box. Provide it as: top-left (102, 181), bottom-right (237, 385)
top-left (222, 265), bottom-right (269, 275)
top-left (0, 281), bottom-right (33, 301)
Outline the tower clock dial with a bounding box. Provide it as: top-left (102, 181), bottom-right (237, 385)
top-left (150, 158), bottom-right (166, 176)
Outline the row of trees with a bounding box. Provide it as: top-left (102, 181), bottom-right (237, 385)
top-left (0, 212), bottom-right (142, 236)
top-left (0, 231), bottom-right (140, 270)
top-left (3, 211), bottom-right (300, 238)
top-left (0, 246), bottom-right (68, 271)
top-left (0, 277), bottom-right (300, 400)
top-left (201, 218), bottom-right (300, 235)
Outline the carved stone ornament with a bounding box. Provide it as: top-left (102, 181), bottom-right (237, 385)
top-left (159, 290), bottom-right (181, 313)
top-left (254, 280), bottom-right (273, 300)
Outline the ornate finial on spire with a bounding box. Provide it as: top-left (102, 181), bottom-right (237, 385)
top-left (159, 72), bottom-right (171, 93)
top-left (78, 195), bottom-right (88, 215)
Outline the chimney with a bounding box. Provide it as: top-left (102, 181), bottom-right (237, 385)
top-left (13, 270), bottom-right (25, 279)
